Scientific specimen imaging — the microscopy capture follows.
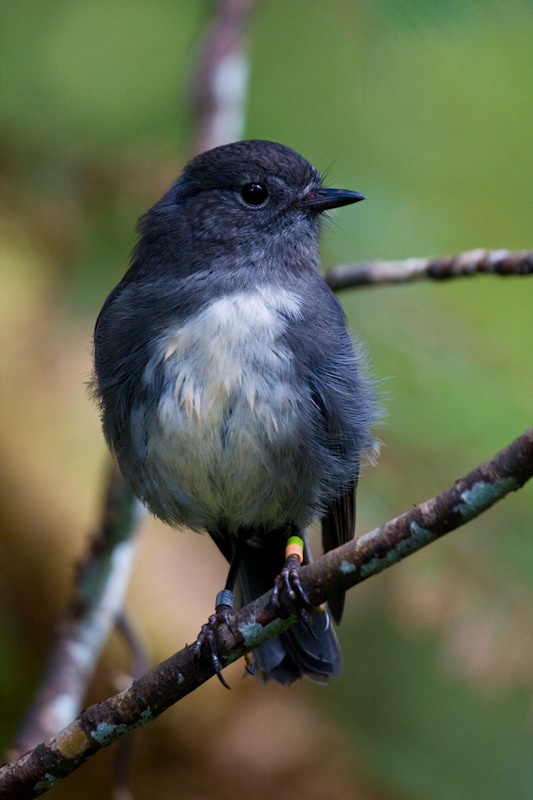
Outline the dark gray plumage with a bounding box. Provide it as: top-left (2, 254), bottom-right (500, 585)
top-left (92, 140), bottom-right (376, 684)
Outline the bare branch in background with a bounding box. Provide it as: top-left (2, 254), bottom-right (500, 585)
top-left (2, 427), bottom-right (532, 797)
top-left (325, 248), bottom-right (533, 291)
top-left (9, 464), bottom-right (144, 760)
top-left (189, 0), bottom-right (258, 155)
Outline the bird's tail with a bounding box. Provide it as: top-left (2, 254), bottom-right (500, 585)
top-left (236, 531), bottom-right (341, 684)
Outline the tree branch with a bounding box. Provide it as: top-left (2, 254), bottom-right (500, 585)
top-left (9, 464), bottom-right (144, 760)
top-left (2, 427), bottom-right (531, 797)
top-left (188, 0), bottom-right (257, 155)
top-left (324, 248), bottom-right (533, 291)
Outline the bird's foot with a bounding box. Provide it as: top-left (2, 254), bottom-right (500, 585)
top-left (272, 553), bottom-right (316, 635)
top-left (192, 589), bottom-right (234, 689)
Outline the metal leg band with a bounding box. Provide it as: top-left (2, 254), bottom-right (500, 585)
top-left (215, 589), bottom-right (234, 610)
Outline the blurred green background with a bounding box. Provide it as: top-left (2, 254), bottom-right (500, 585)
top-left (1, 1), bottom-right (532, 798)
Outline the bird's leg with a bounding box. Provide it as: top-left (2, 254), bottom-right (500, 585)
top-left (272, 529), bottom-right (316, 632)
top-left (192, 527), bottom-right (252, 688)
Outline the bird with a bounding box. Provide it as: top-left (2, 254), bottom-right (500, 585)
top-left (91, 139), bottom-right (377, 685)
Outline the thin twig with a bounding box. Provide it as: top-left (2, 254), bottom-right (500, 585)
top-left (111, 614), bottom-right (152, 800)
top-left (2, 427), bottom-right (531, 798)
top-left (324, 248), bottom-right (533, 291)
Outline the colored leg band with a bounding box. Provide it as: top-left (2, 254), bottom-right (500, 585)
top-left (285, 535), bottom-right (304, 563)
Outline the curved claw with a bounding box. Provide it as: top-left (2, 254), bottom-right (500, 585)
top-left (272, 554), bottom-right (317, 638)
top-left (193, 603), bottom-right (233, 689)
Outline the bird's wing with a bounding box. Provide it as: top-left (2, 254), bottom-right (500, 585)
top-left (321, 475), bottom-right (358, 624)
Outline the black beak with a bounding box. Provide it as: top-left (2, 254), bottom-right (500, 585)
top-left (299, 187), bottom-right (365, 213)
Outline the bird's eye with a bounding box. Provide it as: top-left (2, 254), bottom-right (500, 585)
top-left (241, 183), bottom-right (268, 205)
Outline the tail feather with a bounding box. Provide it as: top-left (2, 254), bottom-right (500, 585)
top-left (254, 609), bottom-right (341, 684)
